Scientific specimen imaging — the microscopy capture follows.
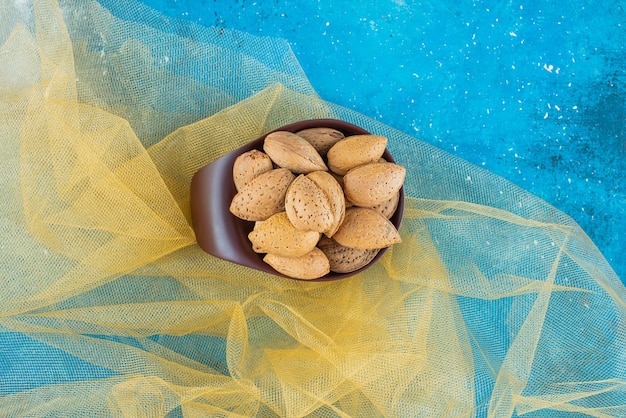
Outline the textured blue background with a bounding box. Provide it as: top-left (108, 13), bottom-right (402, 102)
top-left (140, 0), bottom-right (625, 283)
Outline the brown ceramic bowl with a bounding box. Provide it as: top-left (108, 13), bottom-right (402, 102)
top-left (190, 118), bottom-right (404, 281)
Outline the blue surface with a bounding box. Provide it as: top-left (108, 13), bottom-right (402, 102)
top-left (0, 330), bottom-right (118, 395)
top-left (139, 0), bottom-right (625, 284)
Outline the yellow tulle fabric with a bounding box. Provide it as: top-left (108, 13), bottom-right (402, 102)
top-left (1, 0), bottom-right (625, 416)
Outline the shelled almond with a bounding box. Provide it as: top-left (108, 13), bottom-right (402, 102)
top-left (229, 129), bottom-right (405, 280)
top-left (232, 149), bottom-right (274, 191)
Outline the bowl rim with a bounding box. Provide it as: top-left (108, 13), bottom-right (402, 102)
top-left (190, 118), bottom-right (405, 282)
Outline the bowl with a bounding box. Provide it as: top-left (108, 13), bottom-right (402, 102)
top-left (190, 118), bottom-right (405, 281)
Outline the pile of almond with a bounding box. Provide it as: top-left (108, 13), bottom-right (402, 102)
top-left (229, 127), bottom-right (405, 280)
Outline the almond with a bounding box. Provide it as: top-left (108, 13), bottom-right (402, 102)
top-left (285, 174), bottom-right (334, 233)
top-left (343, 162), bottom-right (406, 207)
top-left (248, 212), bottom-right (320, 257)
top-left (317, 236), bottom-right (380, 273)
top-left (327, 135), bottom-right (388, 175)
top-left (371, 190), bottom-right (400, 219)
top-left (332, 207), bottom-right (402, 249)
top-left (295, 127), bottom-right (345, 155)
top-left (327, 172), bottom-right (354, 208)
top-left (263, 131), bottom-right (328, 173)
top-left (306, 171), bottom-right (346, 237)
top-left (264, 247), bottom-right (331, 280)
top-left (232, 149), bottom-right (274, 191)
top-left (229, 168), bottom-right (295, 221)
